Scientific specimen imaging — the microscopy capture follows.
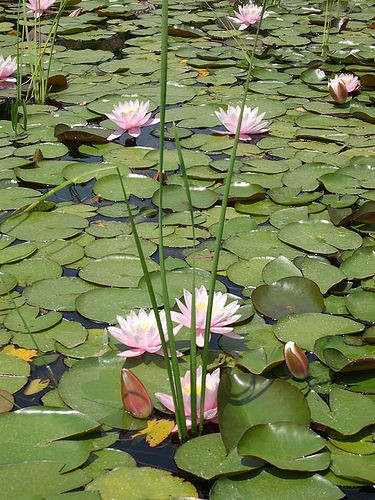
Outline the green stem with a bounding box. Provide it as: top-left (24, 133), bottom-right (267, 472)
top-left (159, 0), bottom-right (187, 442)
top-left (199, 0), bottom-right (269, 434)
top-left (174, 124), bottom-right (198, 436)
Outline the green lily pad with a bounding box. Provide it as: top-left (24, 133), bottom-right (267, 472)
top-left (344, 289), bottom-right (375, 322)
top-left (1, 258), bottom-right (62, 287)
top-left (314, 335), bottom-right (375, 372)
top-left (238, 422), bottom-right (330, 472)
top-left (328, 443), bottom-right (375, 484)
top-left (252, 277), bottom-right (324, 320)
top-left (152, 184), bottom-right (218, 210)
top-left (299, 256), bottom-right (346, 294)
top-left (0, 242), bottom-right (37, 265)
top-left (93, 173), bottom-right (158, 200)
top-left (4, 304), bottom-right (62, 333)
top-left (278, 220), bottom-right (362, 254)
top-left (307, 387), bottom-right (375, 435)
top-left (341, 246), bottom-right (375, 279)
top-left (224, 228), bottom-right (302, 261)
top-left (33, 239), bottom-right (84, 265)
top-left (24, 277), bottom-right (96, 311)
top-left (0, 212), bottom-right (88, 241)
top-left (262, 256), bottom-right (302, 284)
top-left (0, 352), bottom-right (30, 394)
top-left (0, 461), bottom-right (91, 500)
top-left (210, 469), bottom-right (344, 500)
top-left (79, 255), bottom-right (159, 288)
top-left (228, 257), bottom-right (274, 288)
top-left (76, 287), bottom-right (160, 323)
top-left (85, 466), bottom-right (197, 499)
top-left (0, 187), bottom-right (41, 210)
top-left (218, 370), bottom-right (310, 453)
top-left (0, 407), bottom-right (100, 471)
top-left (175, 433), bottom-right (263, 481)
top-left (230, 328), bottom-right (285, 375)
top-left (0, 272), bottom-right (17, 295)
top-left (273, 313), bottom-right (364, 351)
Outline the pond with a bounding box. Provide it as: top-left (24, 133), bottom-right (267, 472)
top-left (0, 0), bottom-right (374, 498)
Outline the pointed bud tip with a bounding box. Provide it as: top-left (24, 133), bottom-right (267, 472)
top-left (284, 341), bottom-right (309, 380)
top-left (121, 368), bottom-right (153, 419)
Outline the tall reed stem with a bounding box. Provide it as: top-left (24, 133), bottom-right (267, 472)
top-left (158, 0), bottom-right (187, 442)
top-left (199, 0), bottom-right (269, 434)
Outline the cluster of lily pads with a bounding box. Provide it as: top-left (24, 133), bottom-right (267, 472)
top-left (0, 0), bottom-right (374, 498)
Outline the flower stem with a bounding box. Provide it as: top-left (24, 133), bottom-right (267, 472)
top-left (199, 0), bottom-right (269, 434)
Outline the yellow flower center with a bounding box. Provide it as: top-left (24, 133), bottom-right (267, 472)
top-left (197, 301), bottom-right (207, 312)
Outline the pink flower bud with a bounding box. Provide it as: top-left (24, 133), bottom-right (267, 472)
top-left (284, 341), bottom-right (309, 380)
top-left (121, 369), bottom-right (153, 419)
top-left (68, 8), bottom-right (83, 17)
top-left (328, 76), bottom-right (348, 104)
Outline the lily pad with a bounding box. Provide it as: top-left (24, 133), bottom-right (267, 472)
top-left (273, 313), bottom-right (364, 351)
top-left (218, 370), bottom-right (310, 453)
top-left (278, 220), bottom-right (362, 254)
top-left (210, 469), bottom-right (344, 500)
top-left (0, 212), bottom-right (88, 241)
top-left (175, 433), bottom-right (263, 481)
top-left (79, 255), bottom-right (159, 288)
top-left (85, 466), bottom-right (197, 499)
top-left (238, 422), bottom-right (330, 472)
top-left (0, 407), bottom-right (100, 471)
top-left (252, 277), bottom-right (324, 320)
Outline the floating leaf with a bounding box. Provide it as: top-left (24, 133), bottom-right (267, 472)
top-left (132, 419), bottom-right (174, 447)
top-left (238, 422), bottom-right (330, 472)
top-left (175, 433), bottom-right (263, 481)
top-left (252, 277), bottom-right (324, 320)
top-left (24, 378), bottom-right (50, 395)
top-left (85, 466), bottom-right (198, 498)
top-left (1, 345), bottom-right (38, 362)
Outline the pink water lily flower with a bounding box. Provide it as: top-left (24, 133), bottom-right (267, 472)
top-left (213, 105), bottom-right (269, 141)
top-left (26, 0), bottom-right (56, 17)
top-left (229, 2), bottom-right (269, 30)
top-left (328, 76), bottom-right (348, 104)
top-left (335, 73), bottom-right (360, 93)
top-left (108, 309), bottom-right (179, 358)
top-left (105, 99), bottom-right (159, 141)
top-left (0, 55), bottom-right (17, 83)
top-left (155, 366), bottom-right (220, 430)
top-left (171, 285), bottom-right (242, 347)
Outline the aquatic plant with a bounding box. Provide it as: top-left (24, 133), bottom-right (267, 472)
top-left (213, 104), bottom-right (270, 141)
top-left (26, 0), bottom-right (56, 17)
top-left (0, 55), bottom-right (17, 83)
top-left (121, 369), bottom-right (153, 419)
top-left (105, 99), bottom-right (160, 141)
top-left (108, 309), bottom-right (179, 358)
top-left (156, 366), bottom-right (220, 431)
top-left (171, 286), bottom-right (242, 347)
top-left (328, 75), bottom-right (348, 103)
top-left (228, 1), bottom-right (269, 30)
top-left (283, 341), bottom-right (309, 380)
top-left (334, 73), bottom-right (360, 93)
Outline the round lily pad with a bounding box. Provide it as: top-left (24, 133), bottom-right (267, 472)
top-left (278, 220), bottom-right (362, 254)
top-left (0, 212), bottom-right (88, 241)
top-left (0, 272), bottom-right (17, 295)
top-left (1, 258), bottom-right (62, 287)
top-left (79, 255), bottom-right (159, 288)
top-left (23, 277), bottom-right (96, 311)
top-left (273, 313), bottom-right (364, 351)
top-left (4, 304), bottom-right (62, 333)
top-left (252, 277), bottom-right (324, 320)
top-left (85, 466), bottom-right (197, 499)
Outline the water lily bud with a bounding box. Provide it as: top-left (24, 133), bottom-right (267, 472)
top-left (284, 341), bottom-right (309, 380)
top-left (121, 369), bottom-right (153, 419)
top-left (328, 77), bottom-right (348, 104)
